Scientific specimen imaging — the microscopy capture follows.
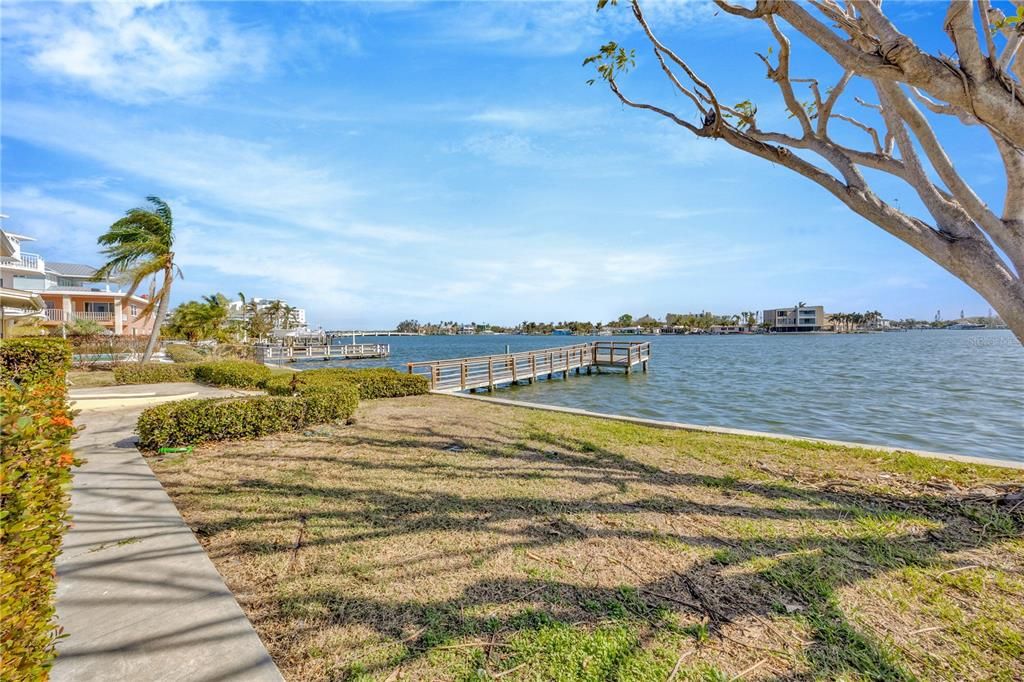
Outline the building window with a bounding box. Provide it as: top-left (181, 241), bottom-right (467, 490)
top-left (85, 301), bottom-right (111, 313)
top-left (130, 304), bottom-right (139, 316)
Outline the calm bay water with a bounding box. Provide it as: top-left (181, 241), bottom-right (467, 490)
top-left (292, 330), bottom-right (1023, 462)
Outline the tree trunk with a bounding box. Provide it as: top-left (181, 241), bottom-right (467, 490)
top-left (142, 266), bottom-right (174, 362)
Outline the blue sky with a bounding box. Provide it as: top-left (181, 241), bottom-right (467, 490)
top-left (1, 1), bottom-right (1004, 327)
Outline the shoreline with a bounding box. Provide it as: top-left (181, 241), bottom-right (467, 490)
top-left (443, 391), bottom-right (1024, 471)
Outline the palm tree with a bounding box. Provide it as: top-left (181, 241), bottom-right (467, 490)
top-left (282, 304), bottom-right (296, 330)
top-left (265, 299), bottom-right (284, 330)
top-left (95, 196), bottom-right (178, 362)
top-left (237, 292), bottom-right (248, 341)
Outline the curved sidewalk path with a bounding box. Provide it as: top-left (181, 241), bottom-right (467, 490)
top-left (54, 383), bottom-right (283, 682)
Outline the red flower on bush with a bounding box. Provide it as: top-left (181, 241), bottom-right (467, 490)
top-left (58, 452), bottom-right (75, 467)
top-left (51, 415), bottom-right (74, 428)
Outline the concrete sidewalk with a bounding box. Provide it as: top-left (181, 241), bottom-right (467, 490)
top-left (54, 383), bottom-right (283, 682)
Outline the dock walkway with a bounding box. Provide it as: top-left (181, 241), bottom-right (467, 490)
top-left (407, 341), bottom-right (650, 392)
top-left (256, 343), bottom-right (389, 363)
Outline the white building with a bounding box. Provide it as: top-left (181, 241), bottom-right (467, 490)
top-left (228, 297), bottom-right (306, 329)
top-left (763, 305), bottom-right (825, 332)
top-left (0, 222), bottom-right (154, 337)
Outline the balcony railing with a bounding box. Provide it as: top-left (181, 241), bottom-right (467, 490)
top-left (43, 309), bottom-right (115, 324)
top-left (44, 309), bottom-right (69, 322)
top-left (75, 311), bottom-right (114, 322)
top-left (0, 252), bottom-right (45, 272)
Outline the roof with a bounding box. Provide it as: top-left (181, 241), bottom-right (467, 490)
top-left (46, 262), bottom-right (98, 278)
top-left (0, 287), bottom-right (44, 311)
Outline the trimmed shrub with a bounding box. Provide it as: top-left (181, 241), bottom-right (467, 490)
top-left (137, 396), bottom-right (302, 449)
top-left (136, 382), bottom-right (359, 449)
top-left (0, 337), bottom-right (71, 384)
top-left (164, 344), bottom-right (204, 363)
top-left (0, 338), bottom-right (77, 679)
top-left (297, 384), bottom-right (360, 424)
top-left (190, 360), bottom-right (271, 389)
top-left (265, 367), bottom-right (428, 399)
top-left (114, 362), bottom-right (196, 385)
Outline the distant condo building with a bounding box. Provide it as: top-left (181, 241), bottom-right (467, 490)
top-left (1, 223), bottom-right (156, 337)
top-left (228, 297), bottom-right (306, 329)
top-left (763, 305), bottom-right (825, 332)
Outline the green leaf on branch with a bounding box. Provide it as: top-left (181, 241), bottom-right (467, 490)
top-left (583, 41), bottom-right (636, 84)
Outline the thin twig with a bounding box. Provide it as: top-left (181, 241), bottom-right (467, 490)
top-left (284, 514), bottom-right (308, 575)
top-left (432, 641), bottom-right (511, 651)
top-left (666, 649), bottom-right (695, 681)
top-left (936, 564), bottom-right (979, 577)
top-left (492, 663), bottom-right (527, 679)
top-left (730, 657), bottom-right (768, 680)
top-left (909, 625), bottom-right (946, 636)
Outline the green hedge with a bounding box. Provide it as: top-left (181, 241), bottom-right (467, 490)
top-left (114, 362), bottom-right (196, 384)
top-left (164, 344), bottom-right (204, 363)
top-left (190, 360), bottom-right (271, 389)
top-left (0, 337), bottom-right (72, 384)
top-left (114, 359), bottom-right (270, 388)
top-left (265, 367), bottom-right (428, 399)
top-left (136, 382), bottom-right (359, 449)
top-left (0, 338), bottom-right (77, 679)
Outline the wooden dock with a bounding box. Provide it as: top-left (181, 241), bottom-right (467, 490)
top-left (407, 341), bottom-right (650, 392)
top-left (256, 343), bottom-right (390, 363)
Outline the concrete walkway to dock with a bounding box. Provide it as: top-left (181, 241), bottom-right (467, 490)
top-left (53, 383), bottom-right (283, 682)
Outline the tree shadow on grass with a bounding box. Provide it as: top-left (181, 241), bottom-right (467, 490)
top-left (156, 414), bottom-right (1023, 680)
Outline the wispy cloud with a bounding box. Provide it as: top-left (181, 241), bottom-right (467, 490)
top-left (454, 133), bottom-right (547, 166)
top-left (6, 0), bottom-right (268, 103)
top-left (466, 106), bottom-right (603, 131)
top-left (3, 102), bottom-right (357, 232)
top-left (423, 0), bottom-right (720, 57)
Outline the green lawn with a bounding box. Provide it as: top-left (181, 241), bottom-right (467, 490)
top-left (150, 395), bottom-right (1024, 681)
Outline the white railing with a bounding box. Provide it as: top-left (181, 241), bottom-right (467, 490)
top-left (75, 311), bottom-right (114, 322)
top-left (44, 309), bottom-right (69, 322)
top-left (257, 344), bottom-right (391, 361)
top-left (408, 341), bottom-right (651, 392)
top-left (0, 252), bottom-right (45, 272)
top-left (43, 309), bottom-right (117, 324)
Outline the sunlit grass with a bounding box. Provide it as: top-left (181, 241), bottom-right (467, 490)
top-left (150, 394), bottom-right (1023, 680)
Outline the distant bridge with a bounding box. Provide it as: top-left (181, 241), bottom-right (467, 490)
top-left (324, 330), bottom-right (420, 338)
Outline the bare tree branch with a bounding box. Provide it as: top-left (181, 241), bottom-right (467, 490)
top-left (588, 0), bottom-right (1024, 340)
top-left (817, 70), bottom-right (853, 136)
top-left (875, 80), bottom-right (1024, 272)
top-left (942, 0), bottom-right (991, 80)
top-left (978, 0), bottom-right (998, 61)
top-left (830, 113), bottom-right (883, 154)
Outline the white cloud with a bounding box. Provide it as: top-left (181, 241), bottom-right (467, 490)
top-left (466, 106), bottom-right (602, 131)
top-left (456, 133), bottom-right (547, 166)
top-left (0, 187), bottom-right (119, 258)
top-left (3, 102), bottom-right (357, 232)
top-left (427, 0), bottom-right (719, 57)
top-left (6, 1), bottom-right (268, 103)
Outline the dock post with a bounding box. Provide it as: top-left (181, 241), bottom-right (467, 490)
top-left (461, 362), bottom-right (468, 390)
top-left (642, 360), bottom-right (648, 373)
top-left (488, 358), bottom-right (495, 392)
top-left (547, 352), bottom-right (553, 380)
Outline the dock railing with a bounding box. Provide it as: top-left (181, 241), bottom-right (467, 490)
top-left (256, 343), bottom-right (390, 363)
top-left (407, 341), bottom-right (650, 392)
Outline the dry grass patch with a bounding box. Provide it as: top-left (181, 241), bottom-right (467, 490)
top-left (149, 395), bottom-right (1024, 681)
top-left (67, 368), bottom-right (117, 388)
